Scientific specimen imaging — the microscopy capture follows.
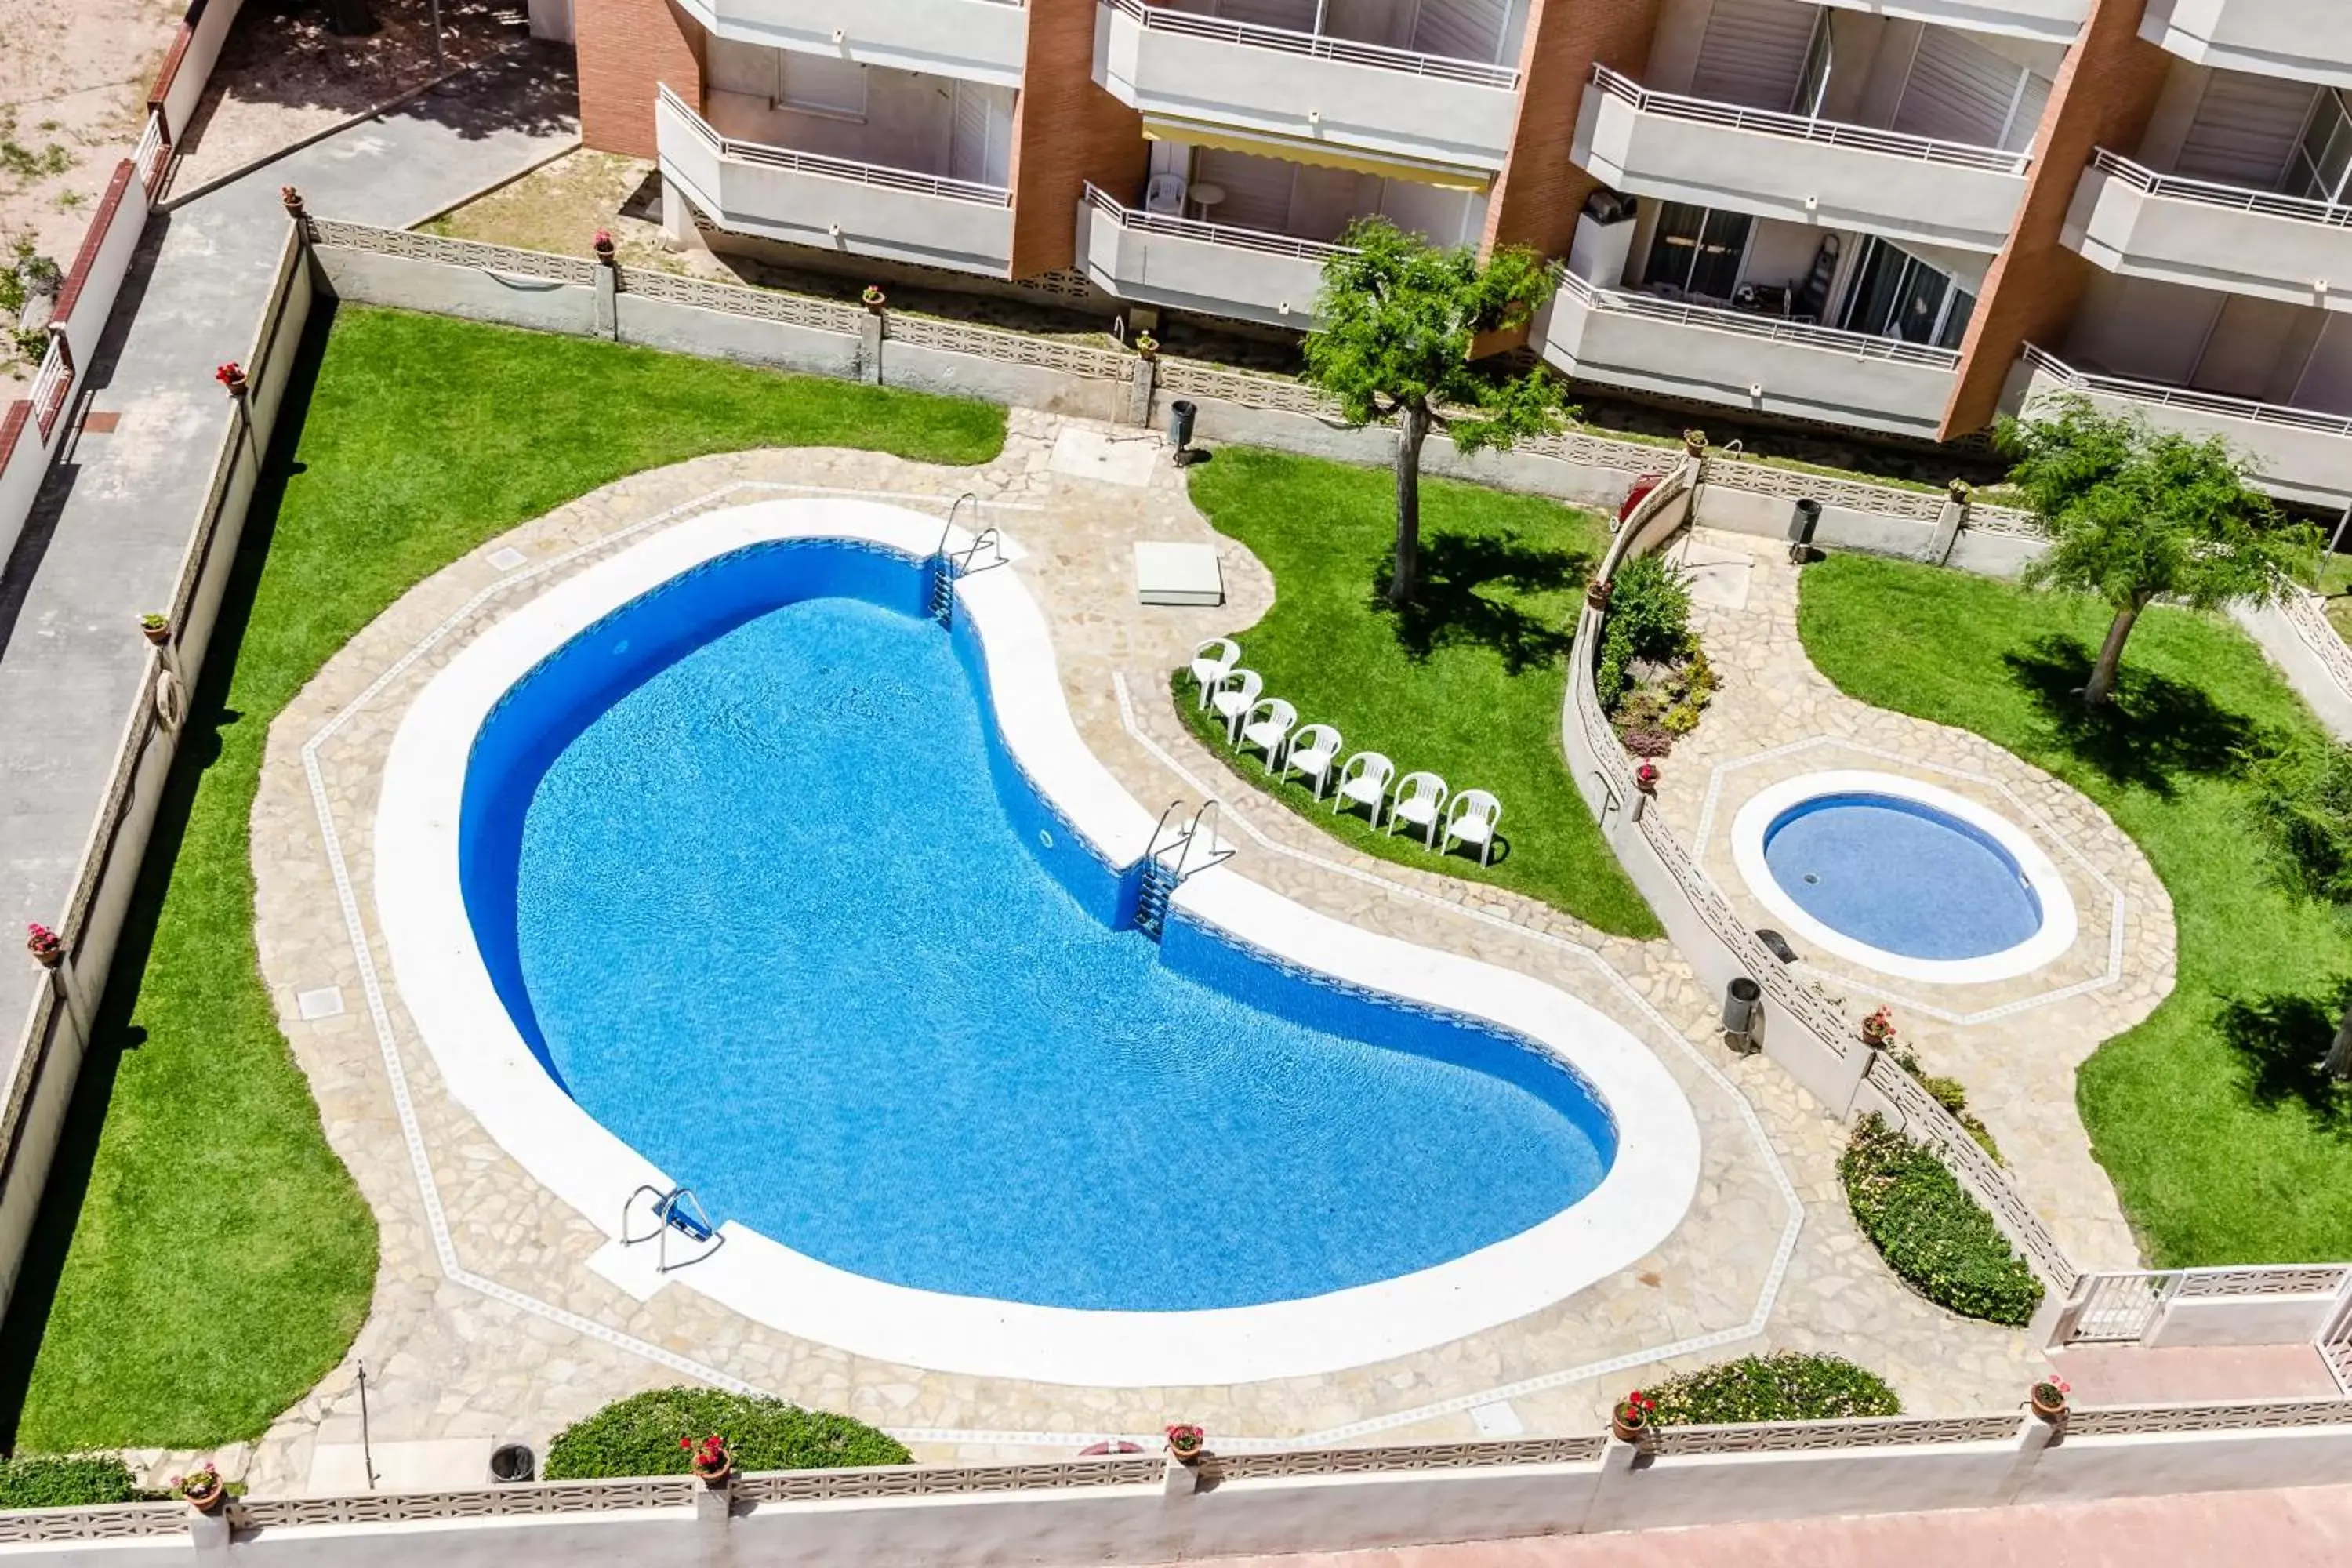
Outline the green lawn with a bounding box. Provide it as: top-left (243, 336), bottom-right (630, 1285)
top-left (1798, 554), bottom-right (2352, 1267)
top-left (0, 306), bottom-right (1004, 1451)
top-left (1176, 448), bottom-right (1658, 939)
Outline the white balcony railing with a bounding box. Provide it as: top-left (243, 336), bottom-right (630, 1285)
top-left (1102, 0), bottom-right (1519, 87)
top-left (2023, 343), bottom-right (2352, 438)
top-left (1082, 183), bottom-right (1352, 263)
top-left (659, 85), bottom-right (1011, 209)
top-left (1552, 266), bottom-right (1962, 368)
top-left (2087, 148), bottom-right (2352, 230)
top-left (1587, 65), bottom-right (2030, 176)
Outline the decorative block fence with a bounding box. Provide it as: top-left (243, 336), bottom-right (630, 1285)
top-left (5, 1401), bottom-right (2352, 1562)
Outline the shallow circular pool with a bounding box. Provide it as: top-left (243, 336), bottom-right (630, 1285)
top-left (1730, 770), bottom-right (2078, 985)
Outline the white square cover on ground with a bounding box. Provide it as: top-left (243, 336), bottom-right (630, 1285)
top-left (1134, 541), bottom-right (1224, 605)
top-left (1049, 426), bottom-right (1162, 487)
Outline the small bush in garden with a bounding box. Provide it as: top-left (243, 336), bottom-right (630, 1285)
top-left (1596, 554), bottom-right (1693, 710)
top-left (2243, 738), bottom-right (2352, 906)
top-left (1643, 1353), bottom-right (1901, 1426)
top-left (1839, 1114), bottom-right (2043, 1327)
top-left (0, 1454), bottom-right (147, 1509)
top-left (543, 1389), bottom-right (909, 1480)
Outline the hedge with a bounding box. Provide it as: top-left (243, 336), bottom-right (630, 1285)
top-left (1839, 1114), bottom-right (2044, 1327)
top-left (0, 1455), bottom-right (147, 1509)
top-left (1641, 1353), bottom-right (1900, 1425)
top-left (543, 1389), bottom-right (909, 1479)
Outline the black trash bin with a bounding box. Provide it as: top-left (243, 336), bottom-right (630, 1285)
top-left (1788, 498), bottom-right (1822, 562)
top-left (488, 1443), bottom-right (537, 1485)
top-left (1721, 977), bottom-right (1762, 1051)
top-left (1168, 398), bottom-right (1197, 455)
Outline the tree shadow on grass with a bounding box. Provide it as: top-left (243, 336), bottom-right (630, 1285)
top-left (1375, 529), bottom-right (1595, 675)
top-left (2214, 983), bottom-right (2352, 1134)
top-left (2000, 633), bottom-right (2260, 797)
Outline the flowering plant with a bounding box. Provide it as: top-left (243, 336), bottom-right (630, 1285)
top-left (1860, 1007), bottom-right (1897, 1048)
top-left (593, 229), bottom-right (613, 249)
top-left (1132, 330), bottom-right (1160, 358)
top-left (174, 1464), bottom-right (223, 1503)
top-left (24, 924), bottom-right (62, 964)
top-left (1633, 760), bottom-right (1660, 792)
top-left (2031, 1377), bottom-right (2070, 1408)
top-left (861, 284), bottom-right (887, 309)
top-left (680, 1432), bottom-right (729, 1473)
top-left (213, 361), bottom-right (244, 388)
top-left (1163, 1422), bottom-right (1205, 1458)
top-left (1613, 1390), bottom-right (1656, 1429)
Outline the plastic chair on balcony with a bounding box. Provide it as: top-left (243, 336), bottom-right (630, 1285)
top-left (1388, 771), bottom-right (1449, 849)
top-left (1145, 173), bottom-right (1187, 216)
top-left (1189, 637), bottom-right (1240, 710)
top-left (1332, 751), bottom-right (1394, 826)
top-left (1281, 724), bottom-right (1343, 798)
top-left (1238, 698), bottom-right (1298, 768)
top-left (1210, 668), bottom-right (1263, 742)
top-left (1440, 789), bottom-right (1502, 868)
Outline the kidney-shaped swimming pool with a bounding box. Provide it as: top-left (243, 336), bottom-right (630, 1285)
top-left (375, 499), bottom-right (1700, 1384)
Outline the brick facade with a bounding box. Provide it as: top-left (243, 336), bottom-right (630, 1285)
top-left (1940, 0), bottom-right (2170, 438)
top-left (1007, 0), bottom-right (1149, 278)
top-left (1481, 0), bottom-right (1662, 262)
top-left (576, 0), bottom-right (703, 161)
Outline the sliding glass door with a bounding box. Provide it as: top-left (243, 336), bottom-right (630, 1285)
top-left (1639, 202), bottom-right (1753, 303)
top-left (1838, 237), bottom-right (1975, 348)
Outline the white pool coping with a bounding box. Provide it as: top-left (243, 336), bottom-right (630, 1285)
top-left (373, 498), bottom-right (1702, 1387)
top-left (1730, 768), bottom-right (2080, 986)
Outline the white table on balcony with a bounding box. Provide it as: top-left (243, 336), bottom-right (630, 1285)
top-left (1188, 183), bottom-right (1225, 225)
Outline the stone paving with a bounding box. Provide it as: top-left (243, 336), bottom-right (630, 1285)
top-left (228, 413), bottom-right (2053, 1495)
top-left (1650, 528), bottom-right (2175, 1273)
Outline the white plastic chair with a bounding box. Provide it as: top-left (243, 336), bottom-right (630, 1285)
top-left (1238, 697), bottom-right (1298, 767)
top-left (1189, 637), bottom-right (1240, 710)
top-left (1388, 771), bottom-right (1449, 848)
top-left (1282, 724), bottom-right (1343, 798)
top-left (1145, 172), bottom-right (1188, 216)
top-left (1210, 668), bottom-right (1262, 742)
top-left (1332, 751), bottom-right (1394, 826)
top-left (1441, 789), bottom-right (1502, 867)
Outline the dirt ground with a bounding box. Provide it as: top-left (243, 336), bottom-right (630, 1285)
top-left (0, 0), bottom-right (176, 391)
top-left (170, 0), bottom-right (531, 195)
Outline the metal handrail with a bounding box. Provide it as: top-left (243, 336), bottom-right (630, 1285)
top-left (1082, 183), bottom-right (1355, 263)
top-left (1588, 64), bottom-right (2030, 175)
top-left (1550, 266), bottom-right (1962, 368)
top-left (1102, 0), bottom-right (1519, 87)
top-left (2089, 147), bottom-right (2352, 230)
top-left (2024, 343), bottom-right (2352, 437)
top-left (658, 85), bottom-right (1011, 206)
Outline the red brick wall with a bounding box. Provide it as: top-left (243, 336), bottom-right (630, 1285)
top-left (1940, 0), bottom-right (2170, 437)
top-left (577, 0), bottom-right (705, 160)
top-left (1481, 0), bottom-right (1663, 262)
top-left (1008, 0), bottom-right (1148, 277)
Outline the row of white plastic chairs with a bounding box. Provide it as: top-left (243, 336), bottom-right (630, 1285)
top-left (1187, 638), bottom-right (1501, 867)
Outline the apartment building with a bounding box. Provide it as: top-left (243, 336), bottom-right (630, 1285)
top-left (574, 0), bottom-right (2352, 506)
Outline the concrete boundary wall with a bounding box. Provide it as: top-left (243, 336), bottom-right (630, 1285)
top-left (0, 230), bottom-right (310, 1325)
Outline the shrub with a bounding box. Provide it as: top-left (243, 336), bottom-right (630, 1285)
top-left (544, 1389), bottom-right (909, 1479)
top-left (1596, 554), bottom-right (1692, 710)
top-left (2244, 738), bottom-right (2352, 906)
top-left (1642, 1353), bottom-right (1901, 1426)
top-left (1839, 1114), bottom-right (2043, 1327)
top-left (0, 1454), bottom-right (147, 1509)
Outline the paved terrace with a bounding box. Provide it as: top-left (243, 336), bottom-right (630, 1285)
top-left (226, 412), bottom-right (2065, 1494)
top-left (0, 46), bottom-right (577, 1051)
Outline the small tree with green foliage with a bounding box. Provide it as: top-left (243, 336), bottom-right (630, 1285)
top-left (1304, 220), bottom-right (1571, 605)
top-left (1998, 394), bottom-right (2316, 705)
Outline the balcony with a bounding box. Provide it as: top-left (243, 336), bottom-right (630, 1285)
top-left (1076, 186), bottom-right (1338, 327)
top-left (675, 0), bottom-right (1027, 87)
top-left (1570, 66), bottom-right (2031, 254)
top-left (655, 87), bottom-right (1013, 276)
top-left (2140, 0), bottom-right (2352, 91)
top-left (2064, 151), bottom-right (2348, 313)
top-left (1534, 268), bottom-right (1958, 439)
top-left (1092, 0), bottom-right (1522, 175)
top-left (2013, 346), bottom-right (2352, 507)
top-left (1815, 0), bottom-right (2089, 45)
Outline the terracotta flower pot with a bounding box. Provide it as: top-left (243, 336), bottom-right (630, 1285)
top-left (183, 1483), bottom-right (227, 1515)
top-left (1610, 1410), bottom-right (1646, 1445)
top-left (1585, 579), bottom-right (1613, 612)
top-left (140, 621), bottom-right (169, 647)
top-left (692, 1454), bottom-right (733, 1487)
top-left (2030, 1387), bottom-right (2067, 1424)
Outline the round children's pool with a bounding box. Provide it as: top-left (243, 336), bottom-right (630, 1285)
top-left (1730, 770), bottom-right (2078, 985)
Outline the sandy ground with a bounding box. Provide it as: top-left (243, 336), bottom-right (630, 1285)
top-left (0, 0), bottom-right (176, 392)
top-left (169, 0), bottom-right (532, 195)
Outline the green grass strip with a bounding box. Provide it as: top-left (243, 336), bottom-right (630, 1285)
top-left (1174, 448), bottom-right (1657, 938)
top-left (0, 306), bottom-right (1004, 1450)
top-left (1800, 554), bottom-right (2352, 1267)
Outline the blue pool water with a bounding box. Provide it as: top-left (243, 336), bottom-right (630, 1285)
top-left (459, 541), bottom-right (1613, 1312)
top-left (1762, 793), bottom-right (2042, 962)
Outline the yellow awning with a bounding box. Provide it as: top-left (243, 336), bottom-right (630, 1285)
top-left (1141, 118), bottom-right (1493, 192)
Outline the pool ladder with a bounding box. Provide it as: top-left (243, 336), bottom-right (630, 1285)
top-left (928, 494), bottom-right (1006, 627)
top-left (619, 1183), bottom-right (724, 1273)
top-left (1134, 800), bottom-right (1234, 938)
